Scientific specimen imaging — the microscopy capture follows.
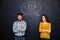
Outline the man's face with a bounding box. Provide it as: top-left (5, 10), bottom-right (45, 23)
top-left (17, 15), bottom-right (23, 21)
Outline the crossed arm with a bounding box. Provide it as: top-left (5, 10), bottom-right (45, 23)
top-left (13, 22), bottom-right (27, 33)
top-left (39, 23), bottom-right (51, 33)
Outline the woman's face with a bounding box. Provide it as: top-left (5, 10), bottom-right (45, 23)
top-left (42, 16), bottom-right (46, 22)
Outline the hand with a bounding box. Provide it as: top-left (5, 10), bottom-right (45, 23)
top-left (42, 30), bottom-right (50, 33)
top-left (42, 30), bottom-right (47, 32)
top-left (16, 28), bottom-right (19, 30)
top-left (22, 26), bottom-right (26, 28)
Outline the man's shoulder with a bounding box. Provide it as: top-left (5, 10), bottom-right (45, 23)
top-left (22, 20), bottom-right (26, 23)
top-left (13, 20), bottom-right (18, 23)
top-left (13, 20), bottom-right (26, 23)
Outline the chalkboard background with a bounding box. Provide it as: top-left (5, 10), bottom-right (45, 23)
top-left (0, 0), bottom-right (60, 40)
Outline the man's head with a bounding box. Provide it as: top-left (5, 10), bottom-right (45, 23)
top-left (17, 12), bottom-right (23, 21)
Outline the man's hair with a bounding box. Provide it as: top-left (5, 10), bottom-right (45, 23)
top-left (17, 12), bottom-right (23, 16)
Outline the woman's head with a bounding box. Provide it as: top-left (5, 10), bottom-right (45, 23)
top-left (41, 14), bottom-right (50, 23)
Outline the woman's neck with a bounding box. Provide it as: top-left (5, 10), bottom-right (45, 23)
top-left (43, 21), bottom-right (47, 24)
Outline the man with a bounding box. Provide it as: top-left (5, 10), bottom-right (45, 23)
top-left (13, 12), bottom-right (27, 40)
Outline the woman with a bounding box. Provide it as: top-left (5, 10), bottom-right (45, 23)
top-left (39, 14), bottom-right (51, 40)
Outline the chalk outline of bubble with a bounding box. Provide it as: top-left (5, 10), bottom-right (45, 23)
top-left (21, 1), bottom-right (41, 13)
top-left (23, 1), bottom-right (39, 11)
top-left (21, 1), bottom-right (41, 16)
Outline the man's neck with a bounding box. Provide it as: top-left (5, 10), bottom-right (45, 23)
top-left (17, 20), bottom-right (22, 21)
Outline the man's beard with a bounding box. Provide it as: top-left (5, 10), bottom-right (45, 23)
top-left (18, 19), bottom-right (22, 21)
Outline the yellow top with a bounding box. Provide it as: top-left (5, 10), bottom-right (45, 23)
top-left (39, 22), bottom-right (51, 39)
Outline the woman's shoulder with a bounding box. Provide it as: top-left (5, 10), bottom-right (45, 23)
top-left (48, 22), bottom-right (51, 25)
top-left (40, 22), bottom-right (49, 23)
top-left (40, 22), bottom-right (43, 24)
top-left (40, 22), bottom-right (42, 23)
top-left (48, 22), bottom-right (51, 24)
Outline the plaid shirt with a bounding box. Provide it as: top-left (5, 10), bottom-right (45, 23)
top-left (13, 20), bottom-right (27, 36)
